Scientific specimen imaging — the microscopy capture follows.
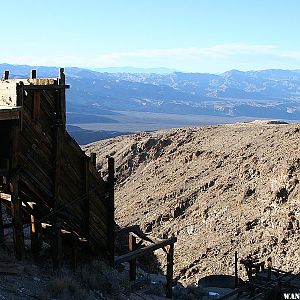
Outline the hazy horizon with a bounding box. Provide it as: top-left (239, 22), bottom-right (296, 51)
top-left (2, 62), bottom-right (300, 76)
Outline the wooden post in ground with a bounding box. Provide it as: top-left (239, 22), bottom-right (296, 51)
top-left (0, 198), bottom-right (5, 247)
top-left (234, 251), bottom-right (238, 288)
top-left (10, 123), bottom-right (25, 260)
top-left (51, 220), bottom-right (63, 272)
top-left (30, 214), bottom-right (40, 260)
top-left (267, 257), bottom-right (272, 280)
top-left (29, 203), bottom-right (41, 261)
top-left (10, 176), bottom-right (25, 260)
top-left (166, 243), bottom-right (174, 299)
top-left (107, 156), bottom-right (115, 266)
top-left (129, 233), bottom-right (137, 281)
top-left (71, 232), bottom-right (78, 272)
top-left (52, 88), bottom-right (64, 272)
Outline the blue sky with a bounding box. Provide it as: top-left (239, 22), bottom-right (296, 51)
top-left (2, 0), bottom-right (300, 72)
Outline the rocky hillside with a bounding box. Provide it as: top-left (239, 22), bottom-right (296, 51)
top-left (84, 122), bottom-right (300, 286)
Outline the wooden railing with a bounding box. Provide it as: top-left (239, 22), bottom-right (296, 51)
top-left (115, 232), bottom-right (177, 299)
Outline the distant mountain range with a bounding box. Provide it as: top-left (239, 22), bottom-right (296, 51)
top-left (1, 63), bottom-right (300, 121)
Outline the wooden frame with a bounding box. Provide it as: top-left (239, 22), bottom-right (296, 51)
top-left (0, 69), bottom-right (115, 269)
top-left (115, 233), bottom-right (177, 299)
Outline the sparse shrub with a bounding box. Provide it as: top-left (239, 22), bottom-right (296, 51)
top-left (47, 276), bottom-right (86, 300)
top-left (80, 260), bottom-right (130, 297)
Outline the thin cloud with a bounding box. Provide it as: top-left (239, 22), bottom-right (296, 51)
top-left (96, 44), bottom-right (279, 62)
top-left (2, 43), bottom-right (300, 72)
top-left (91, 44), bottom-right (300, 72)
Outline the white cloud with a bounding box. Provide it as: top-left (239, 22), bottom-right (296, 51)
top-left (2, 43), bottom-right (300, 72)
top-left (95, 43), bottom-right (279, 63)
top-left (91, 43), bottom-right (300, 71)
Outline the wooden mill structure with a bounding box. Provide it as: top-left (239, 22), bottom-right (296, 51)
top-left (0, 69), bottom-right (114, 267)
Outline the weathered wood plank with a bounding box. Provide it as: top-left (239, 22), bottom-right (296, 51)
top-left (22, 84), bottom-right (70, 90)
top-left (10, 124), bottom-right (25, 260)
top-left (166, 244), bottom-right (174, 299)
top-left (129, 233), bottom-right (137, 281)
top-left (115, 237), bottom-right (177, 264)
top-left (0, 199), bottom-right (4, 246)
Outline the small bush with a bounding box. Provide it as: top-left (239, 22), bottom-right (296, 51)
top-left (47, 276), bottom-right (86, 300)
top-left (80, 260), bottom-right (130, 297)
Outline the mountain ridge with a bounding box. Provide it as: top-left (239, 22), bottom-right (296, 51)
top-left (1, 63), bottom-right (300, 121)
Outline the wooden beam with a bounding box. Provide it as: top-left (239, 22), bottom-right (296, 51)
top-left (52, 93), bottom-right (64, 272)
top-left (166, 243), bottom-right (174, 299)
top-left (2, 71), bottom-right (9, 80)
top-left (30, 70), bottom-right (37, 79)
top-left (71, 232), bottom-right (78, 272)
top-left (235, 251), bottom-right (238, 288)
top-left (58, 68), bottom-right (66, 127)
top-left (0, 110), bottom-right (20, 121)
top-left (30, 213), bottom-right (40, 261)
top-left (22, 85), bottom-right (70, 90)
top-left (0, 199), bottom-right (4, 247)
top-left (129, 233), bottom-right (137, 281)
top-left (115, 237), bottom-right (177, 264)
top-left (10, 176), bottom-right (25, 260)
top-left (107, 157), bottom-right (115, 266)
top-left (28, 203), bottom-right (41, 261)
top-left (51, 220), bottom-right (63, 272)
top-left (10, 124), bottom-right (25, 260)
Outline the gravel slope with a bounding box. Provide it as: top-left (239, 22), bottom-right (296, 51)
top-left (84, 121), bottom-right (300, 285)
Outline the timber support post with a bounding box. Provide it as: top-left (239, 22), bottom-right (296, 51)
top-left (0, 198), bottom-right (4, 247)
top-left (166, 243), bottom-right (174, 299)
top-left (30, 70), bottom-right (37, 79)
top-left (267, 257), bottom-right (272, 280)
top-left (71, 232), bottom-right (78, 272)
top-left (107, 156), bottom-right (115, 266)
top-left (235, 251), bottom-right (238, 288)
top-left (51, 219), bottom-right (63, 273)
top-left (58, 68), bottom-right (66, 127)
top-left (52, 79), bottom-right (64, 272)
top-left (29, 203), bottom-right (41, 261)
top-left (10, 123), bottom-right (25, 260)
top-left (115, 236), bottom-right (177, 299)
top-left (3, 70), bottom-right (9, 80)
top-left (129, 233), bottom-right (137, 281)
top-left (10, 176), bottom-right (25, 260)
